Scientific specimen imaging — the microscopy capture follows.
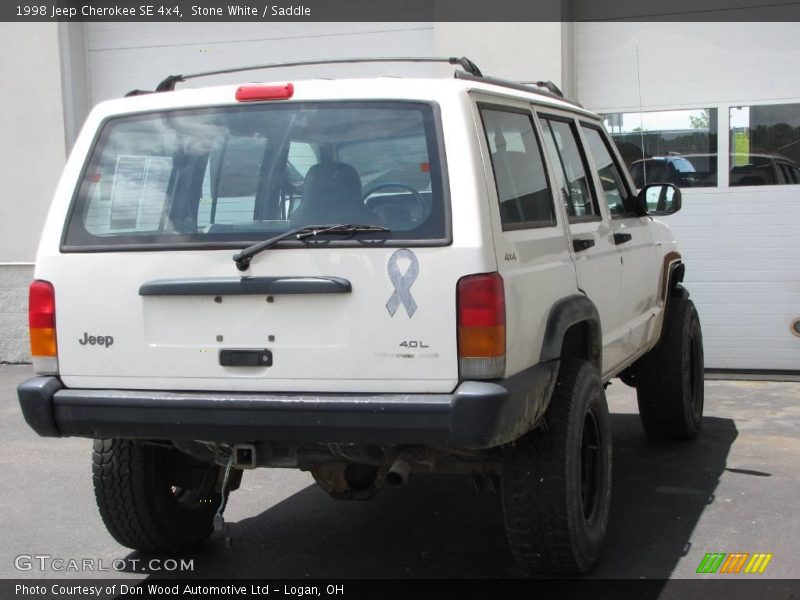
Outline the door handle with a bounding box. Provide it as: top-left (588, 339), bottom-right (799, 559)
top-left (572, 238), bottom-right (595, 252)
top-left (139, 276), bottom-right (352, 296)
top-left (613, 232), bottom-right (632, 245)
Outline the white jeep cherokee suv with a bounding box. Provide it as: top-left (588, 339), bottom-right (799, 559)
top-left (18, 57), bottom-right (703, 574)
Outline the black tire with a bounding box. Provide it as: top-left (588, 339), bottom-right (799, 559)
top-left (635, 295), bottom-right (704, 440)
top-left (92, 439), bottom-right (223, 553)
top-left (501, 359), bottom-right (612, 574)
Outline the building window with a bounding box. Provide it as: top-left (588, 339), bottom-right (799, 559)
top-left (730, 104), bottom-right (800, 186)
top-left (602, 108), bottom-right (718, 188)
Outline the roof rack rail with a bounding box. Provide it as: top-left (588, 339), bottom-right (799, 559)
top-left (154, 56), bottom-right (483, 92)
top-left (517, 80), bottom-right (565, 98)
top-left (453, 71), bottom-right (583, 108)
top-left (124, 89), bottom-right (153, 97)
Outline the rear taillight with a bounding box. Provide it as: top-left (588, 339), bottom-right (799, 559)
top-left (457, 272), bottom-right (506, 379)
top-left (29, 280), bottom-right (58, 374)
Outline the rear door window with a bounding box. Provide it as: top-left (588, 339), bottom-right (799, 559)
top-left (540, 117), bottom-right (600, 222)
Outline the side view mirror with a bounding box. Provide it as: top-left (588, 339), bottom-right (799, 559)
top-left (637, 183), bottom-right (682, 216)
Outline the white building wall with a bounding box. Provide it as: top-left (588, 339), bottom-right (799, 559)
top-left (576, 22), bottom-right (800, 371)
top-left (433, 22), bottom-right (563, 84)
top-left (0, 23), bottom-right (66, 362)
top-left (86, 23), bottom-right (438, 102)
top-left (84, 22), bottom-right (564, 104)
top-left (576, 22), bottom-right (800, 111)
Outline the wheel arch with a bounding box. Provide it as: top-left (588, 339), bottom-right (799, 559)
top-left (539, 295), bottom-right (602, 372)
top-left (660, 255), bottom-right (689, 343)
top-left (619, 257), bottom-right (693, 387)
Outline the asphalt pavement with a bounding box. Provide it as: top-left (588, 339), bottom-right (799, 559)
top-left (1, 363), bottom-right (798, 581)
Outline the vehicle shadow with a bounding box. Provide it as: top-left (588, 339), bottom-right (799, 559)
top-left (131, 413), bottom-right (738, 580)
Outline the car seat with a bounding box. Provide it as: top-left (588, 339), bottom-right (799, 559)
top-left (290, 162), bottom-right (381, 226)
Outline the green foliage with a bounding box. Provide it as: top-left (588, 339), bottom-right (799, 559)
top-left (689, 110), bottom-right (710, 130)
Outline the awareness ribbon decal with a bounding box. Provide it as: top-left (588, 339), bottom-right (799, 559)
top-left (386, 249), bottom-right (419, 317)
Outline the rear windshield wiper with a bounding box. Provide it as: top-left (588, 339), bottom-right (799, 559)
top-left (233, 224), bottom-right (390, 271)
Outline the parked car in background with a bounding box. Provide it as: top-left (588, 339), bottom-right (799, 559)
top-left (630, 152), bottom-right (800, 188)
top-left (729, 153), bottom-right (800, 186)
top-left (630, 155), bottom-right (713, 188)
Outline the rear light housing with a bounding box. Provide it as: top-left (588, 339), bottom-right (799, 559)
top-left (457, 272), bottom-right (506, 379)
top-left (29, 280), bottom-right (58, 375)
top-left (235, 83), bottom-right (294, 102)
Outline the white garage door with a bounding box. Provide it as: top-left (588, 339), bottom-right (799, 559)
top-left (577, 22), bottom-right (800, 372)
top-left (86, 23), bottom-right (435, 103)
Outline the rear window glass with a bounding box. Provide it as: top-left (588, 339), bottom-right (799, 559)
top-left (63, 101), bottom-right (447, 249)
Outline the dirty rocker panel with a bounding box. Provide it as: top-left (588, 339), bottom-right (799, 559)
top-left (17, 361), bottom-right (558, 450)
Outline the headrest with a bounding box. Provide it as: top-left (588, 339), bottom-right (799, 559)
top-left (303, 162), bottom-right (362, 204)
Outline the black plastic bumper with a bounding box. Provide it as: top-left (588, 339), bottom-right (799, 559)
top-left (17, 362), bottom-right (558, 450)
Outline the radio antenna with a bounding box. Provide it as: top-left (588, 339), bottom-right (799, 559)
top-left (636, 45), bottom-right (647, 185)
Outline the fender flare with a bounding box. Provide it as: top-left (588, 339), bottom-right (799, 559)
top-left (668, 261), bottom-right (686, 298)
top-left (620, 258), bottom-right (689, 384)
top-left (539, 294), bottom-right (602, 371)
top-left (660, 259), bottom-right (689, 340)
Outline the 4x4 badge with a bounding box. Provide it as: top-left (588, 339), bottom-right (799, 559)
top-left (386, 249), bottom-right (419, 318)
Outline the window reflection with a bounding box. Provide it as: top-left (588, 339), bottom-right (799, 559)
top-left (602, 108), bottom-right (718, 188)
top-left (730, 104), bottom-right (800, 186)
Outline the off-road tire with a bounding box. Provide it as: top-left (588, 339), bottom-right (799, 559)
top-left (635, 296), bottom-right (704, 440)
top-left (501, 359), bottom-right (612, 574)
top-left (92, 438), bottom-right (223, 553)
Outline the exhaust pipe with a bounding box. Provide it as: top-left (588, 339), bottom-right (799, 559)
top-left (386, 451), bottom-right (417, 487)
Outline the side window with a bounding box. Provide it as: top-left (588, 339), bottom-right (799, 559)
top-left (288, 141), bottom-right (318, 178)
top-left (337, 131), bottom-right (436, 231)
top-left (780, 162), bottom-right (797, 184)
top-left (197, 136), bottom-right (268, 227)
top-left (88, 155), bottom-right (172, 233)
top-left (283, 141), bottom-right (319, 218)
top-left (541, 118), bottom-right (599, 221)
top-left (479, 106), bottom-right (555, 229)
top-left (82, 125), bottom-right (177, 236)
top-left (581, 125), bottom-right (632, 216)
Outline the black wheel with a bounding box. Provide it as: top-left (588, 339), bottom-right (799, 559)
top-left (501, 360), bottom-right (612, 574)
top-left (92, 439), bottom-right (224, 552)
top-left (635, 295), bottom-right (704, 440)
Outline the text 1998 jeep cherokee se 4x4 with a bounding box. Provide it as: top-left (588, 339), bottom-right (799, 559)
top-left (18, 57), bottom-right (703, 574)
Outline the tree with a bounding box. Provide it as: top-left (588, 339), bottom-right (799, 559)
top-left (689, 110), bottom-right (710, 130)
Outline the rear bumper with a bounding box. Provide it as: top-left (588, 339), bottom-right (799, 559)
top-left (17, 362), bottom-right (558, 450)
